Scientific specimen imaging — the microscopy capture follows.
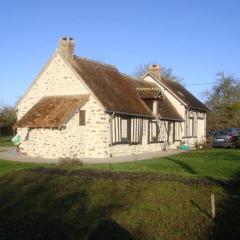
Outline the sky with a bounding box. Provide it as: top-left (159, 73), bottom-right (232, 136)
top-left (0, 0), bottom-right (240, 106)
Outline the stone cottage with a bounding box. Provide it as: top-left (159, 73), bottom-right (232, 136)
top-left (15, 37), bottom-right (208, 159)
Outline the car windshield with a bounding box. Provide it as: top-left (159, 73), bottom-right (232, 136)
top-left (215, 129), bottom-right (239, 135)
top-left (215, 130), bottom-right (228, 135)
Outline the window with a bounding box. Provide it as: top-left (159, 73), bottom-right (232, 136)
top-left (79, 110), bottom-right (86, 126)
top-left (121, 118), bottom-right (130, 143)
top-left (174, 122), bottom-right (182, 141)
top-left (189, 117), bottom-right (194, 137)
top-left (110, 115), bottom-right (143, 145)
top-left (148, 120), bottom-right (161, 143)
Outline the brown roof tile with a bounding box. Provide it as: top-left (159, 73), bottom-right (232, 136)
top-left (160, 77), bottom-right (208, 110)
top-left (143, 98), bottom-right (183, 121)
top-left (70, 56), bottom-right (185, 120)
top-left (70, 57), bottom-right (153, 117)
top-left (137, 89), bottom-right (162, 99)
top-left (147, 72), bottom-right (208, 111)
top-left (158, 98), bottom-right (184, 121)
top-left (15, 95), bottom-right (89, 128)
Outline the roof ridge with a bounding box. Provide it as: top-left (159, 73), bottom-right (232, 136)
top-left (119, 72), bottom-right (159, 88)
top-left (161, 76), bottom-right (182, 85)
top-left (119, 72), bottom-right (139, 80)
top-left (39, 94), bottom-right (90, 100)
top-left (74, 55), bottom-right (117, 70)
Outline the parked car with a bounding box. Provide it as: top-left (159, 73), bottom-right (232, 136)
top-left (207, 130), bottom-right (215, 138)
top-left (212, 128), bottom-right (240, 148)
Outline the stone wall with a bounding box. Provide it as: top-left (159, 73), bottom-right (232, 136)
top-left (84, 96), bottom-right (109, 158)
top-left (18, 95), bottom-right (109, 158)
top-left (17, 52), bottom-right (89, 119)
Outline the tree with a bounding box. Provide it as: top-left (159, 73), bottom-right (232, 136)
top-left (204, 72), bottom-right (240, 130)
top-left (0, 105), bottom-right (16, 136)
top-left (133, 63), bottom-right (183, 82)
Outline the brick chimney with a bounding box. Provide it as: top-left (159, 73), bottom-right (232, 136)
top-left (59, 37), bottom-right (75, 60)
top-left (149, 64), bottom-right (161, 79)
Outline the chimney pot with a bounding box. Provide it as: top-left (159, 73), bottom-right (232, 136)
top-left (59, 37), bottom-right (75, 60)
top-left (149, 64), bottom-right (161, 78)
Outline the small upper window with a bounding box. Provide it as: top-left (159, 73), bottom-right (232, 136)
top-left (79, 110), bottom-right (86, 126)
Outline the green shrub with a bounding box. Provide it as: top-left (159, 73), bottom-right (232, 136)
top-left (194, 139), bottom-right (211, 150)
top-left (57, 157), bottom-right (83, 170)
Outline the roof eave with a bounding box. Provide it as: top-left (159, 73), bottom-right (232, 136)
top-left (105, 110), bottom-right (154, 118)
top-left (188, 106), bottom-right (209, 112)
top-left (144, 72), bottom-right (188, 106)
top-left (158, 117), bottom-right (184, 122)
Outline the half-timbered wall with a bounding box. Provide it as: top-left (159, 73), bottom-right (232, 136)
top-left (110, 115), bottom-right (143, 145)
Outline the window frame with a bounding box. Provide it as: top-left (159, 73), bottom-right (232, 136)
top-left (148, 120), bottom-right (163, 144)
top-left (110, 115), bottom-right (143, 146)
top-left (173, 122), bottom-right (182, 141)
top-left (120, 117), bottom-right (131, 144)
top-left (188, 117), bottom-right (196, 137)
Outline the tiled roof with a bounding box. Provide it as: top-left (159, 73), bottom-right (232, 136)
top-left (147, 72), bottom-right (208, 111)
top-left (160, 76), bottom-right (208, 110)
top-left (70, 57), bottom-right (153, 117)
top-left (16, 53), bottom-right (202, 129)
top-left (137, 89), bottom-right (161, 99)
top-left (15, 95), bottom-right (89, 128)
top-left (143, 98), bottom-right (183, 121)
top-left (70, 56), bottom-right (184, 120)
top-left (157, 98), bottom-right (184, 121)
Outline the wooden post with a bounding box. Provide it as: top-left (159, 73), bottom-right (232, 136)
top-left (211, 193), bottom-right (216, 219)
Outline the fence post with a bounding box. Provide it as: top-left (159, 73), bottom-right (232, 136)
top-left (211, 193), bottom-right (216, 219)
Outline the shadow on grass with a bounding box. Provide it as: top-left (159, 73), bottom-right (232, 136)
top-left (164, 156), bottom-right (196, 175)
top-left (0, 172), bottom-right (135, 240)
top-left (208, 171), bottom-right (240, 239)
top-left (88, 219), bottom-right (134, 240)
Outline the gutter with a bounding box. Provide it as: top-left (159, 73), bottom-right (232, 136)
top-left (158, 117), bottom-right (184, 122)
top-left (105, 110), bottom-right (153, 119)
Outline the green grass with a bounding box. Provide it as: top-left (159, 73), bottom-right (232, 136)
top-left (0, 149), bottom-right (240, 239)
top-left (0, 136), bottom-right (14, 146)
top-left (83, 149), bottom-right (240, 181)
top-left (0, 159), bottom-right (50, 176)
top-left (0, 169), bottom-right (225, 240)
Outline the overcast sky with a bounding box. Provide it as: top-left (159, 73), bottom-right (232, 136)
top-left (0, 0), bottom-right (240, 106)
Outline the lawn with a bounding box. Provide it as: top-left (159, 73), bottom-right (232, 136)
top-left (0, 149), bottom-right (239, 239)
top-left (83, 149), bottom-right (240, 181)
top-left (0, 136), bottom-right (14, 146)
top-left (0, 159), bottom-right (49, 176)
top-left (0, 168), bottom-right (225, 240)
